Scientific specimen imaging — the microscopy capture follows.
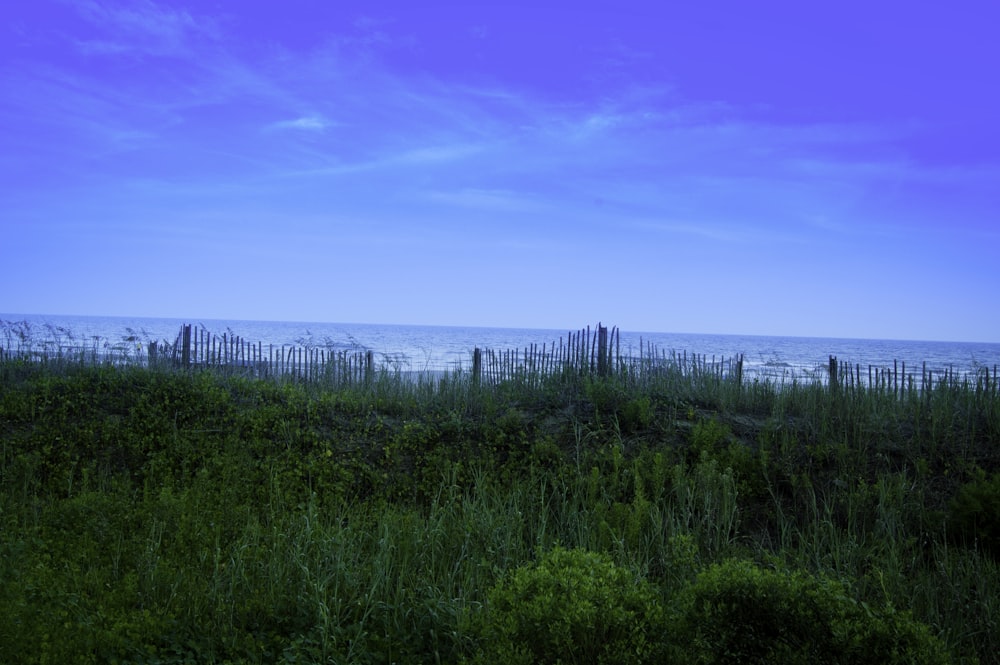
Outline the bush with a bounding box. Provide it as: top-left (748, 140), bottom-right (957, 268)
top-left (620, 396), bottom-right (654, 433)
top-left (947, 468), bottom-right (1000, 558)
top-left (469, 546), bottom-right (668, 664)
top-left (672, 559), bottom-right (951, 665)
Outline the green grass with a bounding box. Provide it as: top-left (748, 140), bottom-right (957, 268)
top-left (0, 355), bottom-right (997, 663)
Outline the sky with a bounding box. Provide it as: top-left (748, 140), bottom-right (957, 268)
top-left (2, 1), bottom-right (998, 342)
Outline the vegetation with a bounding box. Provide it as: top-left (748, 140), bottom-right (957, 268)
top-left (672, 559), bottom-right (952, 665)
top-left (0, 349), bottom-right (998, 663)
top-left (469, 546), bottom-right (668, 664)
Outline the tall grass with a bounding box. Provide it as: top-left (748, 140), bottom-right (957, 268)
top-left (0, 342), bottom-right (997, 663)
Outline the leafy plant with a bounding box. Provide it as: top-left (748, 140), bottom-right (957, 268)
top-left (469, 546), bottom-right (668, 664)
top-left (672, 559), bottom-right (951, 665)
top-left (947, 468), bottom-right (1000, 558)
top-left (620, 395), bottom-right (654, 433)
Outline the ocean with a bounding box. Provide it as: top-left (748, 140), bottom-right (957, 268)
top-left (2, 313), bottom-right (998, 383)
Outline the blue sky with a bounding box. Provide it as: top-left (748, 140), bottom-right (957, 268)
top-left (2, 1), bottom-right (998, 342)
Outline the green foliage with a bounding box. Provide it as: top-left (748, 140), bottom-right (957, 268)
top-left (620, 395), bottom-right (654, 433)
top-left (470, 546), bottom-right (668, 664)
top-left (672, 559), bottom-right (952, 665)
top-left (948, 468), bottom-right (1000, 557)
top-left (1, 358), bottom-right (993, 663)
top-left (584, 377), bottom-right (624, 417)
top-left (688, 417), bottom-right (767, 505)
top-left (582, 378), bottom-right (654, 434)
top-left (690, 418), bottom-right (731, 452)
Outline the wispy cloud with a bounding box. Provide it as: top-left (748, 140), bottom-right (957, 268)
top-left (395, 143), bottom-right (483, 165)
top-left (0, 63), bottom-right (172, 168)
top-left (421, 188), bottom-right (545, 213)
top-left (68, 0), bottom-right (218, 57)
top-left (268, 141), bottom-right (487, 180)
top-left (266, 115), bottom-right (331, 132)
top-left (8, 2), bottom-right (966, 248)
top-left (629, 219), bottom-right (780, 245)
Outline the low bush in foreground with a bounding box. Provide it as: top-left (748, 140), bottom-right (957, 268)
top-left (468, 546), bottom-right (668, 664)
top-left (948, 468), bottom-right (1000, 559)
top-left (465, 548), bottom-right (951, 665)
top-left (672, 559), bottom-right (952, 665)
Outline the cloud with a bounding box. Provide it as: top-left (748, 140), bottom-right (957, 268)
top-left (267, 115), bottom-right (331, 132)
top-left (421, 188), bottom-right (545, 213)
top-left (67, 0), bottom-right (219, 57)
top-left (74, 39), bottom-right (131, 55)
top-left (267, 140), bottom-right (486, 180)
top-left (12, 4), bottom-right (968, 250)
top-left (395, 143), bottom-right (482, 164)
top-left (629, 219), bottom-right (770, 244)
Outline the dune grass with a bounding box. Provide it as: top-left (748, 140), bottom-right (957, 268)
top-left (0, 353), bottom-right (997, 663)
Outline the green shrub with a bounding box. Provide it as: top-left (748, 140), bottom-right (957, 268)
top-left (688, 418), bottom-right (766, 502)
top-left (672, 559), bottom-right (951, 665)
top-left (469, 546), bottom-right (668, 664)
top-left (620, 396), bottom-right (654, 433)
top-left (947, 468), bottom-right (1000, 558)
top-left (690, 418), bottom-right (731, 453)
top-left (584, 377), bottom-right (624, 416)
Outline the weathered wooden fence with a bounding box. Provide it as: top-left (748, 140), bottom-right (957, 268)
top-left (159, 323), bottom-right (996, 397)
top-left (471, 325), bottom-right (746, 389)
top-left (161, 322), bottom-right (747, 388)
top-left (3, 320), bottom-right (995, 398)
top-left (160, 324), bottom-right (379, 382)
top-left (828, 354), bottom-right (999, 399)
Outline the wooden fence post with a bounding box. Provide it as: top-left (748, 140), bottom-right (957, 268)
top-left (597, 324), bottom-right (609, 377)
top-left (181, 324), bottom-right (192, 368)
top-left (608, 326), bottom-right (622, 372)
top-left (829, 355), bottom-right (839, 392)
top-left (473, 347), bottom-right (482, 384)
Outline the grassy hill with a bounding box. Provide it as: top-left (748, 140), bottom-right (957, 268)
top-left (1, 358), bottom-right (997, 663)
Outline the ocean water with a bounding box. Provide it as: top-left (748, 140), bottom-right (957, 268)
top-left (2, 313), bottom-right (998, 383)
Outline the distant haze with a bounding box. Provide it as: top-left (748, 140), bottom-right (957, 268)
top-left (2, 2), bottom-right (998, 343)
